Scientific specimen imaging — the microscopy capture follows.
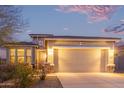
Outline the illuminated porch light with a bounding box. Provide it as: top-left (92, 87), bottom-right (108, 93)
top-left (48, 48), bottom-right (53, 55)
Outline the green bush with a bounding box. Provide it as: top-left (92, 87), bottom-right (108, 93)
top-left (13, 64), bottom-right (35, 88)
top-left (0, 64), bottom-right (36, 88)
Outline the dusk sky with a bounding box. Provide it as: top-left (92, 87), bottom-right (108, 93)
top-left (15, 5), bottom-right (124, 41)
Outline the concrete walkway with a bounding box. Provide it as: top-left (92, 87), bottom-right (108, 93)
top-left (56, 73), bottom-right (124, 88)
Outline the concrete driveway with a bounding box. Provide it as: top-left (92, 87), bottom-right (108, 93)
top-left (56, 73), bottom-right (124, 88)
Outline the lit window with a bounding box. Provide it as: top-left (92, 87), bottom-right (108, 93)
top-left (17, 49), bottom-right (24, 63)
top-left (26, 49), bottom-right (31, 63)
top-left (10, 57), bottom-right (15, 64)
top-left (17, 49), bottom-right (24, 56)
top-left (27, 49), bottom-right (31, 56)
top-left (10, 49), bottom-right (15, 63)
top-left (10, 49), bottom-right (15, 56)
top-left (18, 57), bottom-right (24, 63)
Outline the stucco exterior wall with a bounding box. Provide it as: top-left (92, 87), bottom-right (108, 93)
top-left (47, 40), bottom-right (114, 47)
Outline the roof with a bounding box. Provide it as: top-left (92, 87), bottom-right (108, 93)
top-left (4, 42), bottom-right (38, 47)
top-left (29, 34), bottom-right (121, 40)
top-left (29, 34), bottom-right (54, 38)
top-left (46, 36), bottom-right (121, 40)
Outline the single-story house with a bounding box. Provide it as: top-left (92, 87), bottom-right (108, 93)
top-left (1, 34), bottom-right (121, 72)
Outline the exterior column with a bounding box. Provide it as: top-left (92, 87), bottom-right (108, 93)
top-left (107, 48), bottom-right (115, 72)
top-left (24, 48), bottom-right (27, 64)
top-left (15, 48), bottom-right (18, 64)
top-left (6, 48), bottom-right (10, 64)
top-left (54, 49), bottom-right (58, 72)
top-left (31, 47), bottom-right (35, 68)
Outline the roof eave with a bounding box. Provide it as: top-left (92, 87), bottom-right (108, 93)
top-left (4, 44), bottom-right (38, 47)
top-left (44, 38), bottom-right (121, 42)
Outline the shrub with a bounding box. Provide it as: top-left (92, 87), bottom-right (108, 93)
top-left (13, 64), bottom-right (35, 88)
top-left (38, 63), bottom-right (48, 80)
top-left (0, 64), bottom-right (36, 87)
top-left (0, 72), bottom-right (8, 83)
top-left (0, 64), bottom-right (15, 83)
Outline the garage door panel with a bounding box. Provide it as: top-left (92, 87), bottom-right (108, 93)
top-left (58, 49), bottom-right (101, 72)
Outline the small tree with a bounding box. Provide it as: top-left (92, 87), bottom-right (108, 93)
top-left (0, 6), bottom-right (26, 45)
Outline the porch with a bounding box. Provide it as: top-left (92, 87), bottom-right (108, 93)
top-left (4, 42), bottom-right (47, 68)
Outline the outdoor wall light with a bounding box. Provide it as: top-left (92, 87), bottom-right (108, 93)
top-left (48, 48), bottom-right (53, 55)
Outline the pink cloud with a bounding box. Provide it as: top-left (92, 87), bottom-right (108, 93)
top-left (103, 21), bottom-right (124, 34)
top-left (57, 5), bottom-right (120, 22)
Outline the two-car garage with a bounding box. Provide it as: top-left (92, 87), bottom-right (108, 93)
top-left (54, 48), bottom-right (108, 72)
top-left (46, 36), bottom-right (119, 73)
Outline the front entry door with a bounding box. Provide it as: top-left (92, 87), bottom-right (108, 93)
top-left (36, 50), bottom-right (46, 65)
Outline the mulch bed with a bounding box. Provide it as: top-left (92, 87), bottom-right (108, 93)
top-left (32, 76), bottom-right (63, 88)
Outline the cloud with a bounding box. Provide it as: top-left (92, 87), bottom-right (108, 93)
top-left (103, 21), bottom-right (124, 34)
top-left (120, 19), bottom-right (124, 22)
top-left (63, 27), bottom-right (69, 31)
top-left (57, 5), bottom-right (120, 22)
top-left (26, 30), bottom-right (32, 33)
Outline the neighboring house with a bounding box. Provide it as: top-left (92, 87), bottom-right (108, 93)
top-left (3, 34), bottom-right (121, 72)
top-left (115, 42), bottom-right (124, 72)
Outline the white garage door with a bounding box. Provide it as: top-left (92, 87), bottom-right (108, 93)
top-left (58, 48), bottom-right (101, 72)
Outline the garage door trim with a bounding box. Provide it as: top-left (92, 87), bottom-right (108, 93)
top-left (53, 46), bottom-right (110, 49)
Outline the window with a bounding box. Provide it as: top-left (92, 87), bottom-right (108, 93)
top-left (10, 49), bottom-right (15, 63)
top-left (10, 49), bottom-right (15, 56)
top-left (26, 49), bottom-right (31, 63)
top-left (10, 57), bottom-right (15, 63)
top-left (10, 48), bottom-right (32, 64)
top-left (17, 49), bottom-right (24, 63)
top-left (36, 49), bottom-right (46, 63)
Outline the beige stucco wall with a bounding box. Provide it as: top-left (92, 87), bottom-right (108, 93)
top-left (47, 40), bottom-right (114, 48)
